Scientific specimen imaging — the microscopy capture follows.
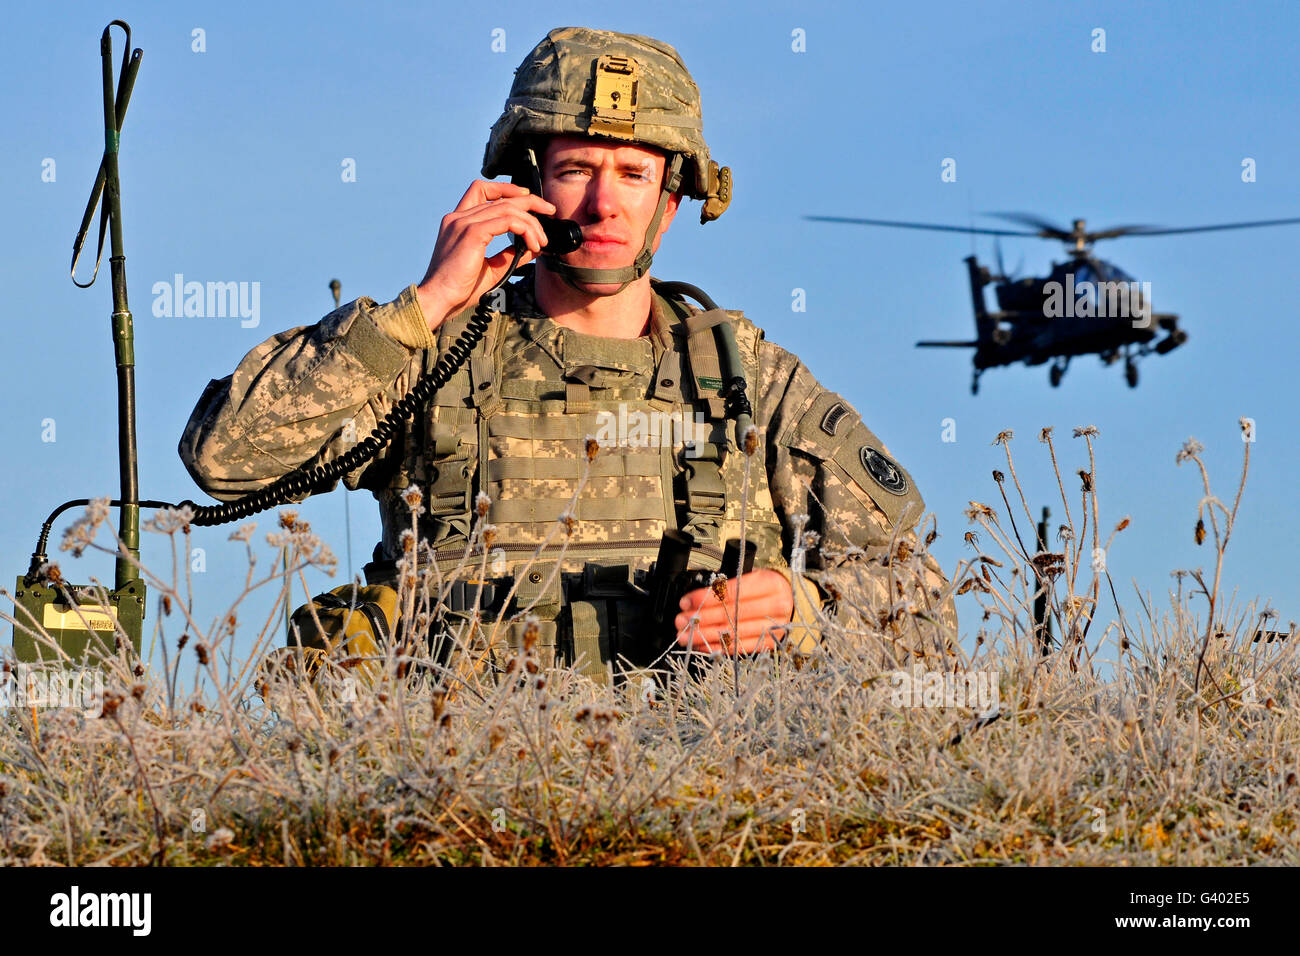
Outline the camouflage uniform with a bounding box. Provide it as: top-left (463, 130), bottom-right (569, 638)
top-left (178, 27), bottom-right (955, 681)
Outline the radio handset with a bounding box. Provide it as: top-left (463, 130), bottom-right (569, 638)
top-left (524, 216), bottom-right (584, 256)
top-left (514, 144), bottom-right (584, 257)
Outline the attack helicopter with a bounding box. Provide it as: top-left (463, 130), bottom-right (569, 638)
top-left (807, 213), bottom-right (1300, 393)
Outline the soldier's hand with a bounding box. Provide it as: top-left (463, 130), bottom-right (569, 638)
top-left (415, 180), bottom-right (556, 332)
top-left (674, 569), bottom-right (796, 655)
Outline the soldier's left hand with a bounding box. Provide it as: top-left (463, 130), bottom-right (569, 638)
top-left (675, 569), bottom-right (796, 655)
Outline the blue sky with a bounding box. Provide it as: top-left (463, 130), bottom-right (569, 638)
top-left (3, 0), bottom-right (1297, 669)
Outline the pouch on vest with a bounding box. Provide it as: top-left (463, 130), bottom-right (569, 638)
top-left (286, 584), bottom-right (399, 685)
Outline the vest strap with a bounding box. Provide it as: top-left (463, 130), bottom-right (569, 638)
top-left (486, 453), bottom-right (661, 481)
top-left (491, 496), bottom-right (666, 523)
top-left (488, 414), bottom-right (588, 440)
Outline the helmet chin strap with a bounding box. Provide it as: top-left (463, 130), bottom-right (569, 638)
top-left (528, 149), bottom-right (684, 297)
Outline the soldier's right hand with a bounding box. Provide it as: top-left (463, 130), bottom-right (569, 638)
top-left (415, 181), bottom-right (556, 332)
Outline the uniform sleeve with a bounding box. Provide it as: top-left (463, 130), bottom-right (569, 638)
top-left (756, 337), bottom-right (958, 640)
top-left (178, 286), bottom-right (429, 502)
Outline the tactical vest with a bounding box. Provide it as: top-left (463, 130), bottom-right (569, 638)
top-left (367, 270), bottom-right (787, 683)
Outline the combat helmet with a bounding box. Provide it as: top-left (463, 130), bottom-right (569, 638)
top-left (483, 26), bottom-right (732, 294)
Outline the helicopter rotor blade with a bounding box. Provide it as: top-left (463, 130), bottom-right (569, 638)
top-left (1090, 216), bottom-right (1300, 238)
top-left (985, 211), bottom-right (1073, 239)
top-left (804, 215), bottom-right (1039, 237)
top-left (1084, 225), bottom-right (1159, 240)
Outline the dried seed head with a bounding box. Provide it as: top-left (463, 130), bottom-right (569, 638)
top-left (964, 531), bottom-right (979, 549)
top-left (575, 707), bottom-right (591, 722)
top-left (709, 573), bottom-right (728, 602)
top-left (190, 701), bottom-right (206, 714)
top-left (101, 694), bottom-right (122, 718)
top-left (401, 485), bottom-right (424, 512)
top-left (992, 469), bottom-right (1004, 484)
top-left (279, 510), bottom-right (299, 530)
top-left (924, 527), bottom-right (937, 548)
top-left (228, 522), bottom-right (256, 542)
top-left (524, 658), bottom-right (539, 675)
top-left (523, 617), bottom-right (540, 653)
top-left (1072, 425), bottom-right (1099, 438)
top-left (895, 540), bottom-right (912, 563)
top-left (475, 491), bottom-right (492, 518)
top-left (1115, 517), bottom-right (1130, 532)
top-left (1077, 469), bottom-right (1093, 493)
top-left (560, 511), bottom-right (576, 536)
top-left (482, 525), bottom-right (498, 550)
top-left (585, 437), bottom-right (600, 462)
top-left (178, 633), bottom-right (190, 652)
top-left (742, 424), bottom-right (759, 457)
top-left (1194, 519), bottom-right (1206, 546)
top-left (992, 430), bottom-right (1013, 446)
top-left (1038, 427), bottom-right (1053, 443)
top-left (1175, 437), bottom-right (1204, 465)
top-left (195, 643), bottom-right (209, 666)
top-left (131, 683), bottom-right (145, 700)
top-left (401, 529), bottom-right (416, 554)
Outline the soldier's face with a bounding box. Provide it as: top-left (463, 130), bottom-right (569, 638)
top-left (541, 135), bottom-right (681, 272)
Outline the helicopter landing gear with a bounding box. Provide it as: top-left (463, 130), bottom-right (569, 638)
top-left (1125, 356), bottom-right (1139, 388)
top-left (1049, 358), bottom-right (1067, 388)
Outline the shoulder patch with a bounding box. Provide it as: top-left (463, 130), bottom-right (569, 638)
top-left (820, 401), bottom-right (849, 437)
top-left (859, 445), bottom-right (908, 495)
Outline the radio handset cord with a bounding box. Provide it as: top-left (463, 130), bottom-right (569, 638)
top-left (174, 220), bottom-right (581, 526)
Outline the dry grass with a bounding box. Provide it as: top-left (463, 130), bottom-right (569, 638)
top-left (1, 421), bottom-right (1296, 866)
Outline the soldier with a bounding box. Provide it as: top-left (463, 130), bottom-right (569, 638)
top-left (180, 27), bottom-right (955, 686)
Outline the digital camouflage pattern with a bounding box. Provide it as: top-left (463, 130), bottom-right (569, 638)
top-left (179, 270), bottom-right (958, 648)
